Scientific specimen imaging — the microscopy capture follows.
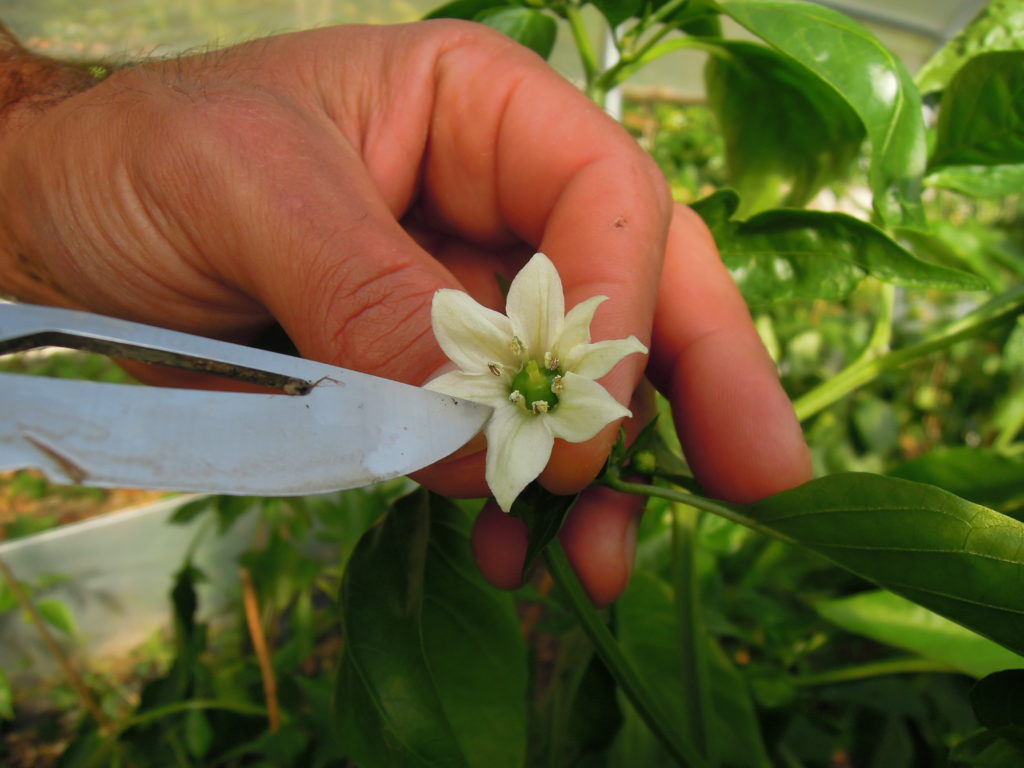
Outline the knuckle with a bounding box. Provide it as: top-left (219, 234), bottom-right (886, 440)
top-left (317, 257), bottom-right (444, 383)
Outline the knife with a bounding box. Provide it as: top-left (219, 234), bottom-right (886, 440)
top-left (0, 302), bottom-right (490, 495)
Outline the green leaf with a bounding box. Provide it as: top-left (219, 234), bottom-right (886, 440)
top-left (0, 580), bottom-right (17, 615)
top-left (169, 496), bottom-right (213, 526)
top-left (716, 0), bottom-right (926, 226)
top-left (692, 190), bottom-right (986, 304)
top-left (475, 7), bottom-right (558, 59)
top-left (917, 0), bottom-right (1024, 95)
top-left (214, 496), bottom-right (257, 534)
top-left (184, 707), bottom-right (213, 758)
top-left (972, 670), bottom-right (1024, 729)
top-left (852, 396), bottom-right (900, 455)
top-left (703, 39), bottom-right (864, 215)
top-left (2, 513), bottom-right (59, 540)
top-left (424, 0), bottom-right (507, 20)
top-left (0, 667), bottom-right (13, 720)
top-left (614, 570), bottom-right (771, 767)
top-left (677, 5), bottom-right (723, 37)
top-left (509, 483), bottom-right (578, 582)
top-left (36, 598), bottom-right (77, 637)
top-left (894, 225), bottom-right (1005, 293)
top-left (927, 163), bottom-right (1024, 198)
top-left (742, 473), bottom-right (1024, 658)
top-left (336, 489), bottom-right (527, 768)
top-left (52, 723), bottom-right (112, 768)
top-left (930, 52), bottom-right (1024, 170)
top-left (950, 727), bottom-right (1024, 767)
top-left (589, 0), bottom-right (644, 28)
top-left (539, 629), bottom-right (623, 767)
top-left (815, 590), bottom-right (1024, 678)
top-left (1007, 316), bottom-right (1024, 372)
top-left (888, 448), bottom-right (1024, 518)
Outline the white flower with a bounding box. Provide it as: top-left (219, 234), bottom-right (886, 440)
top-left (425, 253), bottom-right (648, 512)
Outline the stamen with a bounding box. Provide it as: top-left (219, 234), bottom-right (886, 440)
top-left (531, 401), bottom-right (550, 414)
top-left (544, 352), bottom-right (560, 371)
top-left (551, 375), bottom-right (564, 394)
top-left (510, 336), bottom-right (527, 358)
top-left (487, 361), bottom-right (502, 376)
top-left (509, 390), bottom-right (525, 406)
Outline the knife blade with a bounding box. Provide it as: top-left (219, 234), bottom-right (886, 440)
top-left (0, 303), bottom-right (490, 495)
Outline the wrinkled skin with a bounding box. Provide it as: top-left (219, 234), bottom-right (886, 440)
top-left (0, 21), bottom-right (811, 606)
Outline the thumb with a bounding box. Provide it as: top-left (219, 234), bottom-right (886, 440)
top-left (177, 93), bottom-right (458, 386)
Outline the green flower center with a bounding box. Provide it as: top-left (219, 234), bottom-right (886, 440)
top-left (510, 359), bottom-right (562, 414)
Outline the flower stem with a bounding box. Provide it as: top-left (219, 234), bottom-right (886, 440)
top-left (546, 542), bottom-right (710, 768)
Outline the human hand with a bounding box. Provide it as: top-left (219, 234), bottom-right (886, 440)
top-left (0, 20), bottom-right (811, 605)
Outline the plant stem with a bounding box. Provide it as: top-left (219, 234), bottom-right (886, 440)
top-left (671, 504), bottom-right (715, 766)
top-left (0, 558), bottom-right (112, 734)
top-left (115, 698), bottom-right (267, 733)
top-left (240, 567), bottom-right (281, 732)
top-left (856, 282), bottom-right (895, 364)
top-left (792, 657), bottom-right (960, 687)
top-left (794, 286), bottom-right (1024, 421)
top-left (564, 4), bottom-right (603, 103)
top-left (599, 36), bottom-right (690, 91)
top-left (546, 542), bottom-right (709, 768)
top-left (604, 472), bottom-right (789, 545)
top-left (643, 0), bottom-right (691, 30)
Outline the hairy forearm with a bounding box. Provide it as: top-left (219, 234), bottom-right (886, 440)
top-left (0, 23), bottom-right (112, 303)
top-left (0, 23), bottom-right (108, 137)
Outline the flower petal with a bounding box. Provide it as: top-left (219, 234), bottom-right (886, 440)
top-left (432, 289), bottom-right (517, 373)
top-left (425, 370), bottom-right (510, 409)
top-left (564, 336), bottom-right (648, 380)
top-left (506, 253), bottom-right (564, 360)
top-left (555, 295), bottom-right (606, 355)
top-left (485, 405), bottom-right (554, 512)
top-left (545, 372), bottom-right (631, 442)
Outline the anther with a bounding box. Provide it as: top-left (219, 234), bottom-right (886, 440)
top-left (487, 361), bottom-right (502, 376)
top-left (544, 352), bottom-right (560, 371)
top-left (510, 336), bottom-right (527, 358)
top-left (509, 390), bottom-right (525, 406)
top-left (531, 401), bottom-right (550, 414)
top-left (551, 375), bottom-right (564, 394)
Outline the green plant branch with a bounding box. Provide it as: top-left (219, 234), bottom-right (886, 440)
top-left (116, 698), bottom-right (267, 735)
top-left (603, 470), bottom-right (792, 545)
top-left (563, 3), bottom-right (602, 101)
top-left (794, 286), bottom-right (1024, 421)
top-left (671, 504), bottom-right (716, 765)
top-left (546, 541), bottom-right (710, 768)
top-left (791, 657), bottom-right (961, 687)
top-left (600, 36), bottom-right (733, 94)
top-left (599, 36), bottom-right (684, 91)
top-left (641, 0), bottom-right (691, 32)
top-left (0, 558), bottom-right (112, 735)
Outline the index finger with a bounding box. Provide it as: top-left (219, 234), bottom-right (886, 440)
top-left (650, 205), bottom-right (812, 502)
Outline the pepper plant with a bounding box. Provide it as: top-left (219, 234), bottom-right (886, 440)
top-left (27, 0), bottom-right (1024, 766)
